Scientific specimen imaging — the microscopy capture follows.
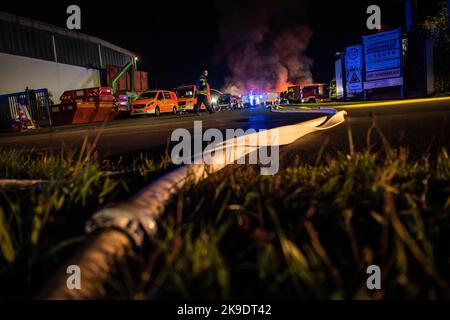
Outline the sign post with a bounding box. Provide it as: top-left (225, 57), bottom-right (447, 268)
top-left (362, 29), bottom-right (404, 98)
top-left (345, 45), bottom-right (364, 98)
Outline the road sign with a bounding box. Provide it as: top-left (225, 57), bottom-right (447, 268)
top-left (363, 29), bottom-right (403, 90)
top-left (364, 77), bottom-right (403, 90)
top-left (349, 72), bottom-right (360, 83)
top-left (345, 45), bottom-right (363, 95)
top-left (366, 68), bottom-right (401, 81)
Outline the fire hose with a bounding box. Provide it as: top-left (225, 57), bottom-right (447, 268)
top-left (38, 110), bottom-right (347, 299)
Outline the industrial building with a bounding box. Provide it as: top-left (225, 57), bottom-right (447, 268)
top-left (0, 11), bottom-right (137, 103)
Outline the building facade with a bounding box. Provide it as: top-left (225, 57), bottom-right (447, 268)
top-left (0, 11), bottom-right (136, 102)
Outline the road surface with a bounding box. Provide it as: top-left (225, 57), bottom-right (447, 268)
top-left (281, 98), bottom-right (450, 164)
top-left (0, 98), bottom-right (449, 162)
top-left (0, 109), bottom-right (331, 157)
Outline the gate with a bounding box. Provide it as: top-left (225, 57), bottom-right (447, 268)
top-left (0, 88), bottom-right (52, 129)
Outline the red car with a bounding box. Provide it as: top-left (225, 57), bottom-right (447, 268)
top-left (130, 90), bottom-right (178, 116)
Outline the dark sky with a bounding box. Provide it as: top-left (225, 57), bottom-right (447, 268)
top-left (1, 0), bottom-right (443, 90)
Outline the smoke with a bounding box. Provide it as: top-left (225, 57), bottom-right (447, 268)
top-left (214, 0), bottom-right (313, 96)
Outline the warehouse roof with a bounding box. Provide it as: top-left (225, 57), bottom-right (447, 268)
top-left (0, 11), bottom-right (135, 58)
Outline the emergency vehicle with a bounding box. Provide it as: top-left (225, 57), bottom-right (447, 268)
top-left (175, 84), bottom-right (211, 113)
top-left (287, 83), bottom-right (331, 104)
top-left (130, 90), bottom-right (178, 116)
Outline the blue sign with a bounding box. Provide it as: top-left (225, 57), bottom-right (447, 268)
top-left (363, 29), bottom-right (403, 89)
top-left (345, 45), bottom-right (363, 95)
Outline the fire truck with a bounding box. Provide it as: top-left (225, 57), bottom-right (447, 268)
top-left (286, 83), bottom-right (331, 104)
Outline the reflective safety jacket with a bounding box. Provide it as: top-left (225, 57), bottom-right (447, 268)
top-left (196, 75), bottom-right (208, 96)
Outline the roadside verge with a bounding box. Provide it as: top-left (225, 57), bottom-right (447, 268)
top-left (38, 110), bottom-right (347, 299)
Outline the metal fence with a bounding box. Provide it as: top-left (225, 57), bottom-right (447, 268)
top-left (0, 88), bottom-right (52, 128)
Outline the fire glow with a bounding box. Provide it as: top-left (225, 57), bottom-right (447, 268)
top-left (214, 0), bottom-right (314, 96)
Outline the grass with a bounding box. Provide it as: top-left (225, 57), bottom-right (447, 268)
top-left (0, 141), bottom-right (172, 299)
top-left (1, 129), bottom-right (449, 300)
top-left (127, 148), bottom-right (450, 300)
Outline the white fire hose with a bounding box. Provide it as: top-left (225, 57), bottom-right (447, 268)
top-left (39, 110), bottom-right (347, 299)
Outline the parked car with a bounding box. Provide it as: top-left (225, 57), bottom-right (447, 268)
top-left (175, 85), bottom-right (197, 112)
top-left (114, 91), bottom-right (138, 117)
top-left (175, 84), bottom-right (212, 113)
top-left (210, 89), bottom-right (222, 111)
top-left (130, 90), bottom-right (178, 116)
top-left (217, 93), bottom-right (232, 111)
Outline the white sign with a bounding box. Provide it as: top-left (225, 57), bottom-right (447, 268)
top-left (345, 45), bottom-right (363, 95)
top-left (364, 77), bottom-right (403, 90)
top-left (363, 29), bottom-right (403, 89)
top-left (335, 58), bottom-right (344, 99)
top-left (366, 68), bottom-right (401, 81)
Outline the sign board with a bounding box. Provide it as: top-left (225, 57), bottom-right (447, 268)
top-left (364, 77), bottom-right (403, 90)
top-left (335, 57), bottom-right (344, 99)
top-left (363, 29), bottom-right (403, 90)
top-left (345, 45), bottom-right (363, 95)
top-left (366, 68), bottom-right (401, 81)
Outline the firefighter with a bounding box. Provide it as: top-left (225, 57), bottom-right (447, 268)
top-left (287, 87), bottom-right (295, 104)
top-left (280, 91), bottom-right (288, 104)
top-left (194, 70), bottom-right (215, 115)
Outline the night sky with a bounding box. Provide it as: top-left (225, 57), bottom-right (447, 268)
top-left (1, 0), bottom-right (443, 90)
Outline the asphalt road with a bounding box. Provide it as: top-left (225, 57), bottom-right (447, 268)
top-left (281, 98), bottom-right (450, 164)
top-left (1, 99), bottom-right (449, 163)
top-left (0, 108), bottom-right (332, 157)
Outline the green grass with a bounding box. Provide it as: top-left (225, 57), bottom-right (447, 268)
top-left (1, 134), bottom-right (449, 299)
top-left (0, 144), bottom-right (172, 298)
top-left (127, 148), bottom-right (450, 300)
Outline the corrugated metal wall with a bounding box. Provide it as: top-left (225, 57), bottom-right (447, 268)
top-left (0, 20), bottom-right (54, 61)
top-left (0, 20), bottom-right (131, 68)
top-left (55, 34), bottom-right (100, 68)
top-left (101, 46), bottom-right (130, 68)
